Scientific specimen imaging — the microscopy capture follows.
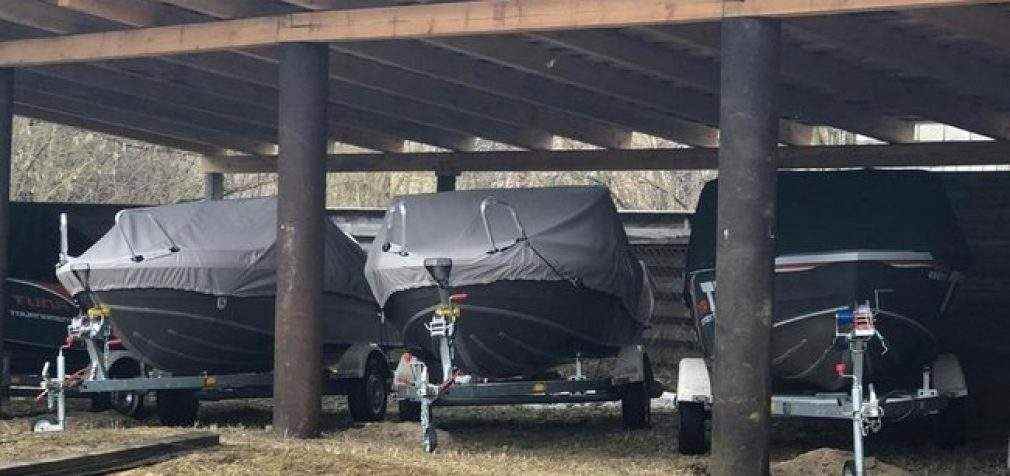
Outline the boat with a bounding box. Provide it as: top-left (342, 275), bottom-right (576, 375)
top-left (365, 187), bottom-right (654, 379)
top-left (56, 198), bottom-right (394, 376)
top-left (5, 203), bottom-right (130, 377)
top-left (684, 170), bottom-right (970, 391)
top-left (5, 279), bottom-right (85, 375)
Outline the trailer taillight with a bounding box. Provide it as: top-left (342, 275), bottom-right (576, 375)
top-left (695, 298), bottom-right (711, 316)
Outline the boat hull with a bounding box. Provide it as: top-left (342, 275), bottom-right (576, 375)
top-left (6, 279), bottom-right (87, 375)
top-left (688, 259), bottom-right (956, 391)
top-left (383, 280), bottom-right (646, 378)
top-left (95, 289), bottom-right (393, 375)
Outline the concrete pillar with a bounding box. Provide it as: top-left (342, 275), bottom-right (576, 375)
top-left (274, 43), bottom-right (328, 439)
top-left (204, 172), bottom-right (224, 200)
top-left (435, 173), bottom-right (458, 192)
top-left (0, 70), bottom-right (11, 401)
top-left (711, 19), bottom-right (780, 476)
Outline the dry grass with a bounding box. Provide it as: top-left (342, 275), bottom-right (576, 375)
top-left (1, 396), bottom-right (1008, 475)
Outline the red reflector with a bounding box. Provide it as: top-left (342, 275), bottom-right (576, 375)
top-left (834, 362), bottom-right (847, 376)
top-left (450, 293), bottom-right (469, 303)
top-left (107, 339), bottom-right (126, 351)
top-left (695, 298), bottom-right (711, 316)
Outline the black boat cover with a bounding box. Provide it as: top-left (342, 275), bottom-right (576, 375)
top-left (686, 170), bottom-right (972, 272)
top-left (56, 197), bottom-right (375, 302)
top-left (365, 187), bottom-right (652, 321)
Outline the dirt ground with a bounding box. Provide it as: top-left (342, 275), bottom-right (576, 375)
top-left (1, 396), bottom-right (1008, 475)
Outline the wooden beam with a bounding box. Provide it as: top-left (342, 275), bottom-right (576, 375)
top-left (0, 432), bottom-right (219, 475)
top-left (274, 1), bottom-right (633, 147)
top-left (202, 141), bottom-right (1010, 173)
top-left (526, 30), bottom-right (899, 144)
top-left (794, 16), bottom-right (1010, 108)
top-left (0, 0), bottom-right (1002, 66)
top-left (16, 87), bottom-right (274, 153)
top-left (339, 41), bottom-right (718, 145)
top-left (899, 5), bottom-right (1010, 51)
top-left (56, 0), bottom-right (165, 26)
top-left (15, 104), bottom-right (223, 155)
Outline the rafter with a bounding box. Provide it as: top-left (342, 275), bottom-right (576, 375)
top-left (203, 141), bottom-right (1010, 173)
top-left (649, 23), bottom-right (1010, 140)
top-left (0, 0), bottom-right (1003, 66)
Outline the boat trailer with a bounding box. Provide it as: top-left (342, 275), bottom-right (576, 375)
top-left (675, 304), bottom-right (969, 476)
top-left (394, 258), bottom-right (661, 453)
top-left (33, 304), bottom-right (391, 432)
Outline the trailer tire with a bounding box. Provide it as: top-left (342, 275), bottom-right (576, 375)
top-left (398, 399), bottom-right (422, 422)
top-left (156, 390), bottom-right (199, 427)
top-left (621, 354), bottom-right (652, 429)
top-left (678, 402), bottom-right (710, 455)
top-left (348, 354), bottom-right (388, 422)
top-left (109, 359), bottom-right (147, 419)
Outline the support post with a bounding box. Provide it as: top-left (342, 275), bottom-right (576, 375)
top-left (0, 69), bottom-right (11, 403)
top-left (435, 173), bottom-right (457, 192)
top-left (711, 19), bottom-right (780, 475)
top-left (204, 172), bottom-right (224, 200)
top-left (274, 43), bottom-right (328, 439)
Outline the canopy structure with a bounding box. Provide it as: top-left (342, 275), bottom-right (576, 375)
top-left (0, 0), bottom-right (1006, 171)
top-left (0, 0), bottom-right (1008, 462)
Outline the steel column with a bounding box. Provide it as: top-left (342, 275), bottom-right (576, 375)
top-left (0, 69), bottom-right (11, 402)
top-left (711, 19), bottom-right (780, 475)
top-left (204, 172), bottom-right (224, 200)
top-left (274, 43), bottom-right (328, 439)
top-left (436, 173), bottom-right (457, 192)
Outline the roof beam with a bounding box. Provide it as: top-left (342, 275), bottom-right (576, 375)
top-left (794, 16), bottom-right (1010, 108)
top-left (271, 1), bottom-right (633, 148)
top-left (339, 41), bottom-right (718, 145)
top-left (648, 24), bottom-right (1010, 140)
top-left (526, 30), bottom-right (899, 144)
top-left (0, 0), bottom-right (1001, 66)
top-left (59, 0), bottom-right (536, 149)
top-left (16, 104), bottom-right (221, 154)
top-left (897, 5), bottom-right (1010, 58)
top-left (15, 88), bottom-right (270, 153)
top-left (203, 141), bottom-right (1010, 173)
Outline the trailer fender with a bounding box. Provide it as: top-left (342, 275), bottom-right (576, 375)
top-left (932, 353), bottom-right (968, 398)
top-left (676, 358), bottom-right (712, 405)
top-left (612, 345), bottom-right (646, 384)
top-left (328, 344), bottom-right (387, 379)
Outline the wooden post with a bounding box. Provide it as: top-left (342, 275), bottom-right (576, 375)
top-left (0, 69), bottom-right (11, 403)
top-left (204, 172), bottom-right (224, 200)
top-left (273, 43), bottom-right (328, 439)
top-left (711, 18), bottom-right (780, 475)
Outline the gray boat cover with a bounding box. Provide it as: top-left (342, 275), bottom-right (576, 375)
top-left (365, 187), bottom-right (653, 321)
top-left (56, 197), bottom-right (375, 302)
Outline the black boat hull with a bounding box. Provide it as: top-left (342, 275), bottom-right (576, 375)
top-left (688, 259), bottom-right (956, 391)
top-left (384, 280), bottom-right (646, 378)
top-left (5, 279), bottom-right (87, 375)
top-left (96, 289), bottom-right (395, 375)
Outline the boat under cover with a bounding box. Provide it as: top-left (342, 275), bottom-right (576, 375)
top-left (365, 186), bottom-right (653, 379)
top-left (56, 198), bottom-right (392, 375)
top-left (685, 170), bottom-right (970, 391)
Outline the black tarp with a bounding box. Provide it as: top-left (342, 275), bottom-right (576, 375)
top-left (686, 170), bottom-right (971, 272)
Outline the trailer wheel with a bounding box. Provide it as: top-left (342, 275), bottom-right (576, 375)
top-left (109, 359), bottom-right (147, 419)
top-left (678, 401), bottom-right (710, 455)
top-left (398, 399), bottom-right (422, 422)
top-left (156, 390), bottom-right (199, 427)
top-left (348, 354), bottom-right (388, 422)
top-left (621, 354), bottom-right (653, 429)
